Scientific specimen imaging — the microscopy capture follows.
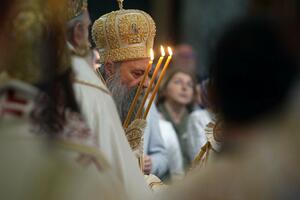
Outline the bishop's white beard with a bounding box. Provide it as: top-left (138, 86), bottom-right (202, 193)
top-left (106, 70), bottom-right (144, 124)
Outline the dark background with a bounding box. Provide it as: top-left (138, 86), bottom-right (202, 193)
top-left (88, 0), bottom-right (298, 78)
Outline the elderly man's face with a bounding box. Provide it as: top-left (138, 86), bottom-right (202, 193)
top-left (118, 58), bottom-right (150, 89)
top-left (105, 58), bottom-right (149, 123)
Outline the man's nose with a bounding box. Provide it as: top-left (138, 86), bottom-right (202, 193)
top-left (141, 76), bottom-right (149, 89)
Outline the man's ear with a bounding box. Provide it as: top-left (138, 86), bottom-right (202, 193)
top-left (104, 60), bottom-right (116, 77)
top-left (73, 22), bottom-right (83, 47)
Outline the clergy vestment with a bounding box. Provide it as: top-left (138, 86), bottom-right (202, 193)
top-left (71, 54), bottom-right (152, 200)
top-left (0, 80), bottom-right (128, 200)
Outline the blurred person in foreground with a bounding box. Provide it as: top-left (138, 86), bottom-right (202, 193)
top-left (159, 16), bottom-right (300, 200)
top-left (66, 0), bottom-right (152, 198)
top-left (0, 0), bottom-right (127, 199)
top-left (92, 1), bottom-right (168, 181)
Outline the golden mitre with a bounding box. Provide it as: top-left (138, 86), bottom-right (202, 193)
top-left (92, 0), bottom-right (156, 64)
top-left (67, 0), bottom-right (88, 20)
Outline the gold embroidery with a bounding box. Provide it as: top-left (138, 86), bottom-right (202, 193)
top-left (125, 119), bottom-right (146, 151)
top-left (149, 181), bottom-right (164, 188)
top-left (106, 11), bottom-right (120, 49)
top-left (145, 174), bottom-right (166, 191)
top-left (118, 15), bottom-right (148, 44)
top-left (92, 18), bottom-right (106, 50)
top-left (92, 9), bottom-right (156, 64)
top-left (191, 142), bottom-right (211, 168)
top-left (99, 46), bottom-right (147, 64)
top-left (191, 118), bottom-right (223, 170)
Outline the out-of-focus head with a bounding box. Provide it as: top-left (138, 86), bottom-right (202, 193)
top-left (0, 0), bottom-right (79, 136)
top-left (210, 17), bottom-right (298, 127)
top-left (173, 44), bottom-right (197, 73)
top-left (66, 0), bottom-right (90, 56)
top-left (250, 0), bottom-right (300, 61)
top-left (158, 68), bottom-right (197, 110)
top-left (92, 49), bottom-right (101, 70)
top-left (3, 0), bottom-right (70, 85)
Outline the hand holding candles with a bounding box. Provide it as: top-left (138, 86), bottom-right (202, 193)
top-left (123, 48), bottom-right (154, 128)
top-left (143, 47), bottom-right (173, 119)
top-left (135, 46), bottom-right (166, 120)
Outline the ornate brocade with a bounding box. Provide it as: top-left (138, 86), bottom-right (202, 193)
top-left (106, 12), bottom-right (120, 49)
top-left (190, 119), bottom-right (223, 170)
top-left (118, 14), bottom-right (148, 44)
top-left (99, 46), bottom-right (147, 64)
top-left (92, 9), bottom-right (156, 63)
top-left (125, 119), bottom-right (146, 151)
top-left (93, 16), bottom-right (106, 50)
top-left (125, 119), bottom-right (146, 171)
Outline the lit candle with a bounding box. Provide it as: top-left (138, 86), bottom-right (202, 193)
top-left (123, 49), bottom-right (154, 128)
top-left (135, 46), bottom-right (166, 119)
top-left (143, 47), bottom-right (173, 119)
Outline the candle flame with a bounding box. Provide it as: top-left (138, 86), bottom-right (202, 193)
top-left (160, 46), bottom-right (166, 57)
top-left (168, 47), bottom-right (173, 56)
top-left (150, 48), bottom-right (154, 61)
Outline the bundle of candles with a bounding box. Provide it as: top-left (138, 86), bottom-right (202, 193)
top-left (123, 46), bottom-right (173, 128)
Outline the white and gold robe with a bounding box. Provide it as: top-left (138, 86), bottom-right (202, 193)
top-left (0, 80), bottom-right (128, 200)
top-left (71, 53), bottom-right (152, 199)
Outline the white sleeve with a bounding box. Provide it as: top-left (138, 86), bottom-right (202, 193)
top-left (159, 119), bottom-right (184, 180)
top-left (187, 110), bottom-right (211, 161)
top-left (73, 83), bottom-right (152, 200)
